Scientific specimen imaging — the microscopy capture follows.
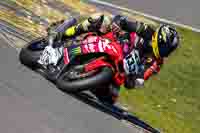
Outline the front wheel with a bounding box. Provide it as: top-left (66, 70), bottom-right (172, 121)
top-left (19, 37), bottom-right (47, 69)
top-left (56, 66), bottom-right (114, 93)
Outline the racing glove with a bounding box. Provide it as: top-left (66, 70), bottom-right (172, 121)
top-left (124, 74), bottom-right (144, 89)
top-left (135, 78), bottom-right (144, 87)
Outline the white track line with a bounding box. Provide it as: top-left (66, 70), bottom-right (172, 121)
top-left (89, 0), bottom-right (200, 33)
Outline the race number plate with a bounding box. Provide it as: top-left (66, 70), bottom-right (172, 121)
top-left (123, 49), bottom-right (143, 75)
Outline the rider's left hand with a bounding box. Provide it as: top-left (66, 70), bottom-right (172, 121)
top-left (134, 78), bottom-right (144, 88)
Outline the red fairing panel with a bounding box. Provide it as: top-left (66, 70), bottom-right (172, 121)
top-left (81, 33), bottom-right (124, 62)
top-left (84, 57), bottom-right (125, 86)
top-left (64, 48), bottom-right (70, 64)
top-left (84, 57), bottom-right (113, 72)
top-left (82, 32), bottom-right (125, 86)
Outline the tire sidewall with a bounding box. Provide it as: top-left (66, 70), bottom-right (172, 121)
top-left (19, 37), bottom-right (46, 69)
top-left (56, 66), bottom-right (114, 93)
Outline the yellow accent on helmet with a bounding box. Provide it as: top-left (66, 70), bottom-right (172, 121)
top-left (161, 28), bottom-right (167, 42)
top-left (65, 26), bottom-right (76, 37)
top-left (152, 28), bottom-right (161, 59)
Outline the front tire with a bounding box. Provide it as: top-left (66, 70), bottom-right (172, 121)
top-left (56, 66), bottom-right (114, 93)
top-left (19, 37), bottom-right (46, 69)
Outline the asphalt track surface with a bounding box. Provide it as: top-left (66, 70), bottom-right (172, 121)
top-left (101, 0), bottom-right (200, 30)
top-left (0, 37), bottom-right (137, 133)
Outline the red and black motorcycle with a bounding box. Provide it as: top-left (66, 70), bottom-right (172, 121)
top-left (19, 18), bottom-right (142, 93)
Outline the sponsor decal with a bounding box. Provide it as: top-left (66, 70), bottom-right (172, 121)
top-left (82, 36), bottom-right (117, 54)
top-left (71, 47), bottom-right (81, 55)
top-left (64, 48), bottom-right (69, 64)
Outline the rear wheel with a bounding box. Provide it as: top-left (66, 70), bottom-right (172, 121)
top-left (56, 65), bottom-right (114, 93)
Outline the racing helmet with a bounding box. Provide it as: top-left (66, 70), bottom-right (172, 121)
top-left (152, 24), bottom-right (180, 59)
top-left (88, 13), bottom-right (112, 33)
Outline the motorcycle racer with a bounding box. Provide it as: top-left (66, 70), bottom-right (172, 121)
top-left (51, 12), bottom-right (179, 83)
top-left (45, 13), bottom-right (179, 80)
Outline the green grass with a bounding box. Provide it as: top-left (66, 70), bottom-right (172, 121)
top-left (119, 27), bottom-right (200, 133)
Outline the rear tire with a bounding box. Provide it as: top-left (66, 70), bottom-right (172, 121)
top-left (56, 66), bottom-right (113, 93)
